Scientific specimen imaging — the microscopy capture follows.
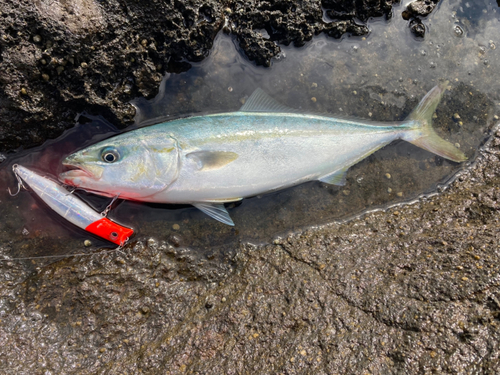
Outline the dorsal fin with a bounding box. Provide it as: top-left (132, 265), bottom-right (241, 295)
top-left (239, 88), bottom-right (299, 113)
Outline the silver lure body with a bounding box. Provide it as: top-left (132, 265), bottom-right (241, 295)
top-left (14, 165), bottom-right (103, 229)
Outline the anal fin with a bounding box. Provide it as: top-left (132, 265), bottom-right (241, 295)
top-left (192, 202), bottom-right (235, 226)
top-left (319, 167), bottom-right (348, 186)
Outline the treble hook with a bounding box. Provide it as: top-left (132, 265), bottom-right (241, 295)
top-left (8, 164), bottom-right (27, 196)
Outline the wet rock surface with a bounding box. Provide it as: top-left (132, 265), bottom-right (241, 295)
top-left (4, 0), bottom-right (500, 373)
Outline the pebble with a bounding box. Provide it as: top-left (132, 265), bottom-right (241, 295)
top-left (40, 59), bottom-right (47, 65)
top-left (342, 190), bottom-right (350, 196)
top-left (228, 86), bottom-right (233, 92)
top-left (311, 97), bottom-right (317, 102)
top-left (20, 88), bottom-right (27, 95)
top-left (385, 173), bottom-right (391, 179)
top-left (84, 240), bottom-right (92, 247)
top-left (453, 25), bottom-right (464, 37)
top-left (33, 35), bottom-right (42, 43)
top-left (172, 223), bottom-right (180, 231)
top-left (387, 188), bottom-right (392, 193)
top-left (42, 73), bottom-right (49, 81)
top-left (311, 82), bottom-right (317, 88)
top-left (453, 113), bottom-right (461, 121)
top-left (80, 62), bottom-right (88, 68)
top-left (397, 192), bottom-right (403, 197)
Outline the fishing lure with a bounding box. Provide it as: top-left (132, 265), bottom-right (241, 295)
top-left (10, 164), bottom-right (133, 246)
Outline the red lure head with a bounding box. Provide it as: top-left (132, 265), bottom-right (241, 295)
top-left (85, 218), bottom-right (134, 246)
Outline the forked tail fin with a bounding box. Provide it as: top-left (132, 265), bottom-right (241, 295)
top-left (403, 81), bottom-right (467, 162)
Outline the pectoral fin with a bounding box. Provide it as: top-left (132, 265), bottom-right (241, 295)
top-left (192, 202), bottom-right (235, 226)
top-left (319, 167), bottom-right (348, 186)
top-left (186, 151), bottom-right (239, 171)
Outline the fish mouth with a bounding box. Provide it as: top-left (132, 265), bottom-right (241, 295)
top-left (59, 163), bottom-right (95, 182)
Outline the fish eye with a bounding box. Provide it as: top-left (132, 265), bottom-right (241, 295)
top-left (101, 147), bottom-right (120, 163)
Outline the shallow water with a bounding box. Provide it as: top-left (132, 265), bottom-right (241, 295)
top-left (0, 0), bottom-right (499, 264)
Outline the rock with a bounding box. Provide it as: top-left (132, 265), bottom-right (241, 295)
top-left (405, 0), bottom-right (440, 18)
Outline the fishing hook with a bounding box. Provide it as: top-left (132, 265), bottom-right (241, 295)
top-left (101, 193), bottom-right (121, 217)
top-left (8, 164), bottom-right (27, 196)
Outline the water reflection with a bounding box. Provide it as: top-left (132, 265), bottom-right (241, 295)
top-left (0, 0), bottom-right (498, 263)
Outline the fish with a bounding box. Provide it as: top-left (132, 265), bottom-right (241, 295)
top-left (60, 81), bottom-right (466, 226)
top-left (12, 165), bottom-right (134, 245)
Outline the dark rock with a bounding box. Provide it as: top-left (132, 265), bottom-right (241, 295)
top-left (410, 17), bottom-right (426, 38)
top-left (405, 0), bottom-right (440, 18)
top-left (323, 0), bottom-right (397, 22)
top-left (403, 0), bottom-right (439, 37)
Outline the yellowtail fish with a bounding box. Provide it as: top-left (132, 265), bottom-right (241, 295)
top-left (60, 82), bottom-right (466, 226)
top-left (12, 165), bottom-right (134, 245)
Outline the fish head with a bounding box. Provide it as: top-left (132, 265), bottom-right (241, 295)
top-left (59, 131), bottom-right (180, 199)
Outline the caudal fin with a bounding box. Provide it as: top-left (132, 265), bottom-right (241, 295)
top-left (404, 81), bottom-right (467, 163)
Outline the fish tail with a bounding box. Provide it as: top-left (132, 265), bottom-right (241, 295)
top-left (403, 81), bottom-right (467, 162)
